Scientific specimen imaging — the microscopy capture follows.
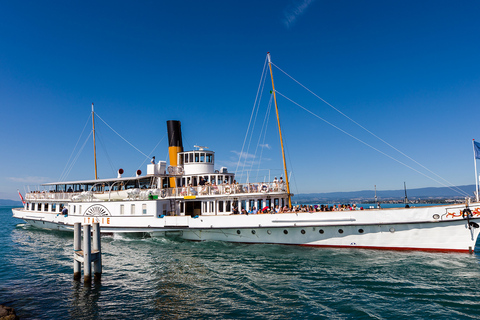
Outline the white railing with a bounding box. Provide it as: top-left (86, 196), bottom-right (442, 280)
top-left (24, 182), bottom-right (288, 202)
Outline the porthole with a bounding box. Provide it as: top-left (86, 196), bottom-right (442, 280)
top-left (236, 230), bottom-right (241, 235)
top-left (433, 214), bottom-right (440, 220)
top-left (267, 230), bottom-right (272, 235)
top-left (338, 229), bottom-right (344, 234)
top-left (389, 227), bottom-right (395, 233)
top-left (301, 229), bottom-right (306, 234)
top-left (358, 229), bottom-right (364, 234)
top-left (251, 230), bottom-right (256, 235)
top-left (319, 229), bottom-right (324, 234)
top-left (283, 230), bottom-right (288, 235)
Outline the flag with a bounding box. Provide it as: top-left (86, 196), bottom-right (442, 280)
top-left (475, 141), bottom-right (480, 160)
top-left (17, 189), bottom-right (25, 204)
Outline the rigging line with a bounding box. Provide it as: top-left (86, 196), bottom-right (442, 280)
top-left (271, 63), bottom-right (467, 196)
top-left (137, 134), bottom-right (166, 170)
top-left (254, 95), bottom-right (273, 182)
top-left (96, 133), bottom-right (117, 177)
top-left (95, 113), bottom-right (150, 160)
top-left (58, 114), bottom-right (91, 181)
top-left (62, 131), bottom-right (93, 181)
top-left (275, 90), bottom-right (470, 197)
top-left (236, 55), bottom-right (269, 180)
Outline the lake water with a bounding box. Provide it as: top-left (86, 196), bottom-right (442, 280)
top-left (2, 206), bottom-right (480, 319)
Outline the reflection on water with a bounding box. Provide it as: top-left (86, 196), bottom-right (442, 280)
top-left (2, 208), bottom-right (480, 319)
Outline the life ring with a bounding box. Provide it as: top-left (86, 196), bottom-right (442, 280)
top-left (261, 184), bottom-right (268, 193)
top-left (462, 208), bottom-right (472, 219)
top-left (225, 186), bottom-right (231, 195)
top-left (160, 189), bottom-right (167, 198)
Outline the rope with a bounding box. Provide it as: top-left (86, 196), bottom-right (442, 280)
top-left (58, 115), bottom-right (91, 181)
top-left (95, 113), bottom-right (150, 160)
top-left (275, 90), bottom-right (469, 197)
top-left (272, 62), bottom-right (468, 197)
top-left (236, 55), bottom-right (269, 181)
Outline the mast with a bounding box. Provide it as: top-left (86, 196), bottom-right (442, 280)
top-left (92, 103), bottom-right (98, 180)
top-left (267, 52), bottom-right (292, 208)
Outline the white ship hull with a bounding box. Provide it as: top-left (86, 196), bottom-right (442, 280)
top-left (12, 203), bottom-right (480, 253)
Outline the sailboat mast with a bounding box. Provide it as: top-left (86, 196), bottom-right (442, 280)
top-left (92, 103), bottom-right (98, 180)
top-left (267, 52), bottom-right (292, 208)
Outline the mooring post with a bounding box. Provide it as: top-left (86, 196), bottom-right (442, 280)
top-left (73, 223), bottom-right (82, 281)
top-left (83, 224), bottom-right (92, 283)
top-left (92, 222), bottom-right (102, 281)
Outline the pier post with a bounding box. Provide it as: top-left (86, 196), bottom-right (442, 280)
top-left (92, 222), bottom-right (102, 281)
top-left (73, 223), bottom-right (81, 281)
top-left (83, 224), bottom-right (92, 283)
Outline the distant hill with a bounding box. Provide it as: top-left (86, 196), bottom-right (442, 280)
top-left (292, 184), bottom-right (477, 203)
top-left (0, 199), bottom-right (22, 206)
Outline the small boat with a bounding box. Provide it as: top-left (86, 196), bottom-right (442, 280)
top-left (12, 53), bottom-right (480, 253)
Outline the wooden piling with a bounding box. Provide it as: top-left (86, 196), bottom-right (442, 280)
top-left (83, 224), bottom-right (92, 283)
top-left (74, 222), bottom-right (102, 284)
top-left (92, 222), bottom-right (102, 281)
top-left (73, 223), bottom-right (81, 281)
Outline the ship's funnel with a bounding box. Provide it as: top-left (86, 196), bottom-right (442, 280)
top-left (167, 120), bottom-right (183, 187)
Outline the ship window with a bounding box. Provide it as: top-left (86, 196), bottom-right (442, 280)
top-left (163, 203), bottom-right (167, 215)
top-left (78, 205), bottom-right (82, 215)
top-left (209, 201), bottom-right (214, 212)
top-left (200, 153), bottom-right (205, 162)
top-left (241, 200), bottom-right (246, 211)
top-left (210, 176), bottom-right (216, 185)
top-left (142, 204), bottom-right (147, 214)
top-left (195, 153), bottom-right (199, 162)
top-left (249, 200), bottom-right (255, 210)
top-left (226, 201), bottom-right (231, 212)
top-left (120, 205), bottom-right (124, 215)
top-left (218, 201), bottom-right (224, 213)
top-left (180, 202), bottom-right (184, 213)
top-left (45, 203), bottom-right (49, 212)
top-left (266, 199), bottom-right (271, 209)
top-left (274, 198), bottom-right (279, 207)
top-left (203, 202), bottom-right (207, 213)
top-left (131, 204), bottom-right (135, 215)
top-left (218, 175), bottom-right (223, 184)
top-left (206, 154), bottom-right (213, 163)
top-left (52, 203), bottom-right (56, 212)
top-left (184, 154), bottom-right (188, 163)
top-left (257, 200), bottom-right (263, 211)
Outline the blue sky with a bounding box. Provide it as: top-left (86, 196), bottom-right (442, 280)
top-left (1, 0), bottom-right (480, 200)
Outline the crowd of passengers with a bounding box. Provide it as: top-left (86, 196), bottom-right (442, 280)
top-left (232, 203), bottom-right (365, 215)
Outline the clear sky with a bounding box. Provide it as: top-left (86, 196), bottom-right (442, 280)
top-left (1, 0), bottom-right (480, 200)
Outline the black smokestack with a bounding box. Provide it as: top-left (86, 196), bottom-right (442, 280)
top-left (167, 120), bottom-right (183, 148)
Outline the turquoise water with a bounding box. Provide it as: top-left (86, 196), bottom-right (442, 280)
top-left (2, 206), bottom-right (480, 319)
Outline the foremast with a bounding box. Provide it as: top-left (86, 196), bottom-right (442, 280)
top-left (267, 52), bottom-right (292, 208)
top-left (92, 103), bottom-right (98, 180)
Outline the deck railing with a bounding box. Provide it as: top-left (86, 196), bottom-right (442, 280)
top-left (24, 182), bottom-right (288, 201)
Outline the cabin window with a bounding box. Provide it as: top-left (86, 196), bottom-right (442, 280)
top-left (163, 203), bottom-right (167, 215)
top-left (226, 201), bottom-right (231, 212)
top-left (184, 154), bottom-right (188, 163)
top-left (189, 153), bottom-right (193, 162)
top-left (274, 198), bottom-right (279, 207)
top-left (142, 204), bottom-right (147, 214)
top-left (257, 199), bottom-right (263, 211)
top-left (218, 175), bottom-right (223, 184)
top-left (209, 201), bottom-right (214, 213)
top-left (44, 203), bottom-right (48, 212)
top-left (131, 204), bottom-right (135, 215)
top-left (203, 202), bottom-right (207, 213)
top-left (241, 200), bottom-right (246, 211)
top-left (52, 203), bottom-right (57, 212)
top-left (206, 154), bottom-right (213, 163)
top-left (120, 204), bottom-right (124, 215)
top-left (249, 200), bottom-right (255, 210)
top-left (180, 202), bottom-right (184, 214)
top-left (200, 153), bottom-right (205, 162)
top-left (266, 199), bottom-right (272, 209)
top-left (78, 205), bottom-right (82, 215)
top-left (195, 153), bottom-right (199, 162)
top-left (218, 201), bottom-right (224, 213)
top-left (73, 205), bottom-right (76, 214)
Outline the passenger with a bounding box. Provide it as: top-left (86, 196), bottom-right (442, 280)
top-left (62, 206), bottom-right (68, 216)
top-left (241, 209), bottom-right (247, 215)
top-left (232, 207), bottom-right (239, 214)
top-left (151, 156), bottom-right (155, 164)
top-left (252, 206), bottom-right (258, 214)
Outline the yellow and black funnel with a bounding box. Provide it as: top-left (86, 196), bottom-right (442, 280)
top-left (167, 120), bottom-right (183, 187)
